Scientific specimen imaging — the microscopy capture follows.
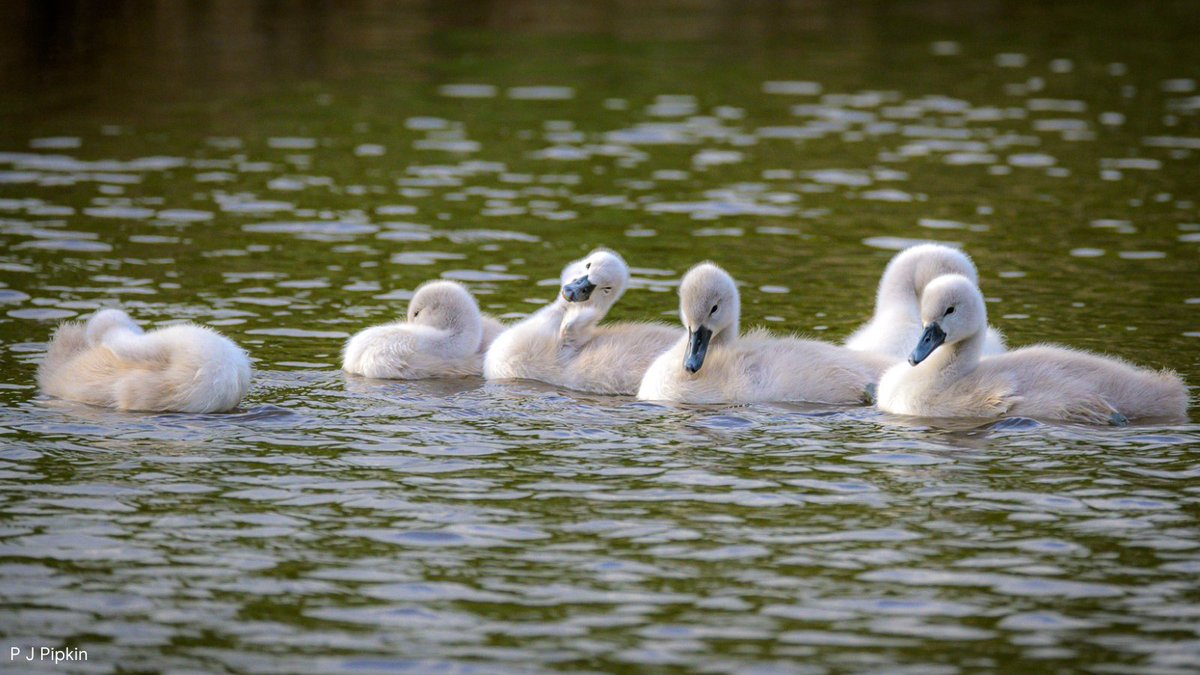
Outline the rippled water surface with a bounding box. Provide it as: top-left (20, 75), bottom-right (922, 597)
top-left (1, 1), bottom-right (1199, 671)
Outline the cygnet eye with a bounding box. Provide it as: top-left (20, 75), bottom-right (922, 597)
top-left (603, 286), bottom-right (612, 293)
top-left (413, 310), bottom-right (421, 318)
top-left (585, 262), bottom-right (591, 269)
top-left (945, 306), bottom-right (955, 316)
top-left (710, 304), bottom-right (719, 315)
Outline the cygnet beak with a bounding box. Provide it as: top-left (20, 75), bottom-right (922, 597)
top-left (909, 322), bottom-right (947, 366)
top-left (683, 325), bottom-right (712, 374)
top-left (561, 275), bottom-right (596, 302)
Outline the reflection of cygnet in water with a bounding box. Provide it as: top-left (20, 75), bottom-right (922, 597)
top-left (484, 248), bottom-right (680, 395)
top-left (39, 308), bottom-right (251, 413)
top-left (639, 263), bottom-right (894, 404)
top-left (343, 280), bottom-right (503, 379)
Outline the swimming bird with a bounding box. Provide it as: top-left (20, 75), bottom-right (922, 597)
top-left (483, 248), bottom-right (680, 395)
top-left (876, 274), bottom-right (1189, 424)
top-left (638, 262), bottom-right (895, 404)
top-left (845, 243), bottom-right (1006, 360)
top-left (38, 308), bottom-right (251, 413)
top-left (343, 280), bottom-right (503, 379)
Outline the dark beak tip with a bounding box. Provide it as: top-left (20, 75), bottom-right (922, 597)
top-left (908, 322), bottom-right (945, 366)
top-left (683, 326), bottom-right (712, 375)
top-left (562, 276), bottom-right (595, 302)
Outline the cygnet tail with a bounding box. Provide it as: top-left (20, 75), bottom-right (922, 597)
top-left (38, 322), bottom-right (89, 390)
top-left (1126, 370), bottom-right (1190, 422)
top-left (1092, 367), bottom-right (1190, 423)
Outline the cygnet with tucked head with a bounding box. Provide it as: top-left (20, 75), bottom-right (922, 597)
top-left (638, 262), bottom-right (893, 404)
top-left (876, 274), bottom-right (1188, 424)
top-left (484, 247), bottom-right (679, 394)
top-left (39, 308), bottom-right (251, 413)
top-left (343, 280), bottom-right (503, 379)
top-left (845, 243), bottom-right (1005, 360)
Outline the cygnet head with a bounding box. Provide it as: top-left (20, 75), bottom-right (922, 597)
top-left (887, 243), bottom-right (980, 299)
top-left (86, 308), bottom-right (142, 344)
top-left (560, 248), bottom-right (630, 306)
top-left (408, 280), bottom-right (481, 332)
top-left (909, 274), bottom-right (988, 365)
top-left (678, 262), bottom-right (740, 374)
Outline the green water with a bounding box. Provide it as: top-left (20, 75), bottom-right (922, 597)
top-left (1, 1), bottom-right (1198, 672)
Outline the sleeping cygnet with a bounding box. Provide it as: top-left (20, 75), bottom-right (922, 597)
top-left (638, 262), bottom-right (895, 404)
top-left (483, 247), bottom-right (680, 395)
top-left (343, 280), bottom-right (503, 379)
top-left (845, 243), bottom-right (1006, 360)
top-left (876, 274), bottom-right (1189, 424)
top-left (38, 308), bottom-right (251, 413)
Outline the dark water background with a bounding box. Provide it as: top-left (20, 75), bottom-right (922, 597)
top-left (1, 1), bottom-right (1198, 672)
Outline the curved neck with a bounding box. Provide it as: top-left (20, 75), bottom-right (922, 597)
top-left (920, 328), bottom-right (984, 382)
top-left (564, 298), bottom-right (609, 328)
top-left (538, 296), bottom-right (571, 322)
top-left (875, 257), bottom-right (922, 318)
top-left (531, 296), bottom-right (577, 337)
top-left (711, 314), bottom-right (739, 346)
top-left (94, 325), bottom-right (145, 352)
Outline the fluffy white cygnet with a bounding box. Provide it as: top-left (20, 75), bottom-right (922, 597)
top-left (876, 274), bottom-right (1189, 424)
top-left (483, 248), bottom-right (680, 395)
top-left (638, 262), bottom-right (895, 404)
top-left (38, 308), bottom-right (251, 413)
top-left (846, 243), bottom-right (1006, 359)
top-left (342, 280), bottom-right (503, 379)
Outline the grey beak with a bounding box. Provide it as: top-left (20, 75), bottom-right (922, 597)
top-left (562, 275), bottom-right (596, 302)
top-left (909, 322), bottom-right (947, 365)
top-left (684, 326), bottom-right (712, 374)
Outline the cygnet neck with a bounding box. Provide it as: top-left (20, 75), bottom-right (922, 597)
top-left (921, 326), bottom-right (985, 382)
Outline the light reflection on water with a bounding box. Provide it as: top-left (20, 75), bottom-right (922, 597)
top-left (1, 0), bottom-right (1198, 671)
